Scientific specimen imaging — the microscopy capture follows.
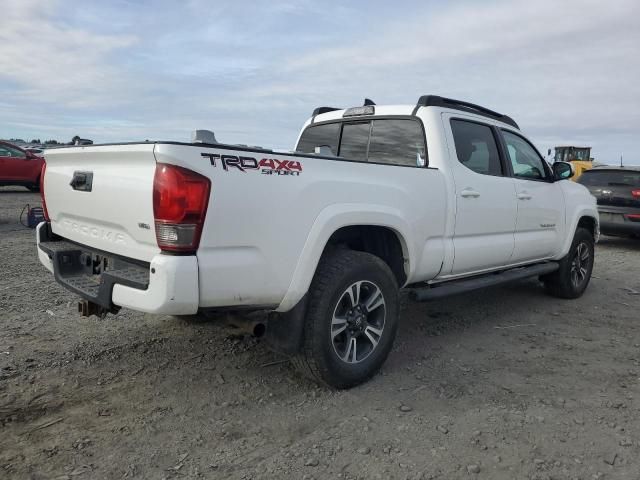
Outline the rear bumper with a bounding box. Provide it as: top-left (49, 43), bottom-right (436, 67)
top-left (600, 221), bottom-right (640, 236)
top-left (598, 208), bottom-right (640, 237)
top-left (36, 222), bottom-right (199, 315)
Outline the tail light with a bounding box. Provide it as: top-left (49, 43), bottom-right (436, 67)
top-left (632, 189), bottom-right (640, 199)
top-left (153, 163), bottom-right (211, 253)
top-left (627, 214), bottom-right (640, 222)
top-left (40, 161), bottom-right (50, 221)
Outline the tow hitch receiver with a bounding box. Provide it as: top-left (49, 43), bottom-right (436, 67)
top-left (78, 300), bottom-right (120, 318)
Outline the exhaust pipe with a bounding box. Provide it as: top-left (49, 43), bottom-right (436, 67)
top-left (226, 318), bottom-right (267, 338)
top-left (221, 313), bottom-right (267, 338)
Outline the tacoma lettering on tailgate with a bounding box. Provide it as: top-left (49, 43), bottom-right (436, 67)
top-left (62, 220), bottom-right (126, 244)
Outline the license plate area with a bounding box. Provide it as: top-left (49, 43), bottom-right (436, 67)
top-left (599, 212), bottom-right (623, 224)
top-left (58, 251), bottom-right (111, 277)
top-left (39, 237), bottom-right (150, 309)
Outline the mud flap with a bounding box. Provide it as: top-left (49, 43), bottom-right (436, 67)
top-left (264, 294), bottom-right (308, 355)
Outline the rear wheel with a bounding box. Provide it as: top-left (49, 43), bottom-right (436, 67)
top-left (543, 227), bottom-right (594, 299)
top-left (292, 249), bottom-right (399, 389)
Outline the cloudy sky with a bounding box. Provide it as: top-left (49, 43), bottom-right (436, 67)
top-left (1, 0), bottom-right (638, 164)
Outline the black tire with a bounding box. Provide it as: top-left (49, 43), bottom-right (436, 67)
top-left (292, 249), bottom-right (399, 389)
top-left (543, 227), bottom-right (594, 299)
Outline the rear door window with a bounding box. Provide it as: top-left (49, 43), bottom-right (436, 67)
top-left (450, 120), bottom-right (503, 176)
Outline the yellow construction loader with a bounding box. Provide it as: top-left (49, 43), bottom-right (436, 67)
top-left (551, 146), bottom-right (593, 181)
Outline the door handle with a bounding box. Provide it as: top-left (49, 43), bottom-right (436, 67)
top-left (460, 188), bottom-right (480, 198)
top-left (69, 171), bottom-right (93, 192)
top-left (517, 192), bottom-right (532, 200)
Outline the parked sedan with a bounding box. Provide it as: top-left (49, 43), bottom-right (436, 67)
top-left (578, 166), bottom-right (640, 238)
top-left (0, 141), bottom-right (45, 192)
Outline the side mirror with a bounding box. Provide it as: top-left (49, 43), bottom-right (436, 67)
top-left (25, 150), bottom-right (35, 159)
top-left (553, 161), bottom-right (574, 181)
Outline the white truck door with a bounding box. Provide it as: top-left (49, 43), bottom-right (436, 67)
top-left (499, 129), bottom-right (565, 262)
top-left (444, 115), bottom-right (517, 275)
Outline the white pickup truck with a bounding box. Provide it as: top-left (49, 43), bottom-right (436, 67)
top-left (37, 95), bottom-right (599, 388)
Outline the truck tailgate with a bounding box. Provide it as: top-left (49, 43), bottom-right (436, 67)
top-left (43, 144), bottom-right (160, 262)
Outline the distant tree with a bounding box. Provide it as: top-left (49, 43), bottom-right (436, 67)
top-left (44, 139), bottom-right (59, 145)
top-left (30, 138), bottom-right (41, 144)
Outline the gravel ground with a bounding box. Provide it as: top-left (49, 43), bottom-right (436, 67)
top-left (1, 186), bottom-right (640, 480)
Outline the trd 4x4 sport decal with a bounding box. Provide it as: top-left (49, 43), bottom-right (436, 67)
top-left (201, 153), bottom-right (302, 176)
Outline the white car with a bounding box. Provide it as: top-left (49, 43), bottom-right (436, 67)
top-left (36, 95), bottom-right (599, 388)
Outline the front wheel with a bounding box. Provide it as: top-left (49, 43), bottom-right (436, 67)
top-left (292, 249), bottom-right (399, 389)
top-left (543, 227), bottom-right (595, 299)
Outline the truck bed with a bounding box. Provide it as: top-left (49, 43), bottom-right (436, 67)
top-left (42, 141), bottom-right (447, 311)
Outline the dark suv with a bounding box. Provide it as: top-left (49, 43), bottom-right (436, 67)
top-left (578, 166), bottom-right (640, 237)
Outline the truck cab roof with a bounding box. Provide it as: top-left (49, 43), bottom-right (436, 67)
top-left (310, 95), bottom-right (519, 130)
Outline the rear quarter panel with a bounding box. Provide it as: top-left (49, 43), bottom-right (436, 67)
top-left (153, 144), bottom-right (447, 310)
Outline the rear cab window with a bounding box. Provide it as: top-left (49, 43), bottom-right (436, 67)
top-left (296, 117), bottom-right (427, 167)
top-left (295, 123), bottom-right (340, 156)
top-left (340, 122), bottom-right (369, 161)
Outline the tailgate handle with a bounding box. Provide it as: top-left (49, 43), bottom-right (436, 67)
top-left (70, 171), bottom-right (93, 192)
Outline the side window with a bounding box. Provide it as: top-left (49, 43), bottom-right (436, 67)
top-left (450, 120), bottom-right (503, 176)
top-left (11, 147), bottom-right (27, 158)
top-left (0, 145), bottom-right (26, 158)
top-left (339, 122), bottom-right (369, 161)
top-left (296, 123), bottom-right (340, 155)
top-left (368, 119), bottom-right (426, 167)
top-left (502, 131), bottom-right (548, 180)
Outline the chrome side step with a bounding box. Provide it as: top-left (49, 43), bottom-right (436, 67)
top-left (409, 262), bottom-right (559, 302)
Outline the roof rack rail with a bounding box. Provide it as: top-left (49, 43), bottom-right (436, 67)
top-left (310, 106), bottom-right (342, 124)
top-left (312, 106), bottom-right (341, 116)
top-left (415, 95), bottom-right (519, 129)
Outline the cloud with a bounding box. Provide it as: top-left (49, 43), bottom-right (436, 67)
top-left (0, 0), bottom-right (137, 108)
top-left (1, 0), bottom-right (638, 163)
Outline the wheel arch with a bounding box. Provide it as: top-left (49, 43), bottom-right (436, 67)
top-left (323, 225), bottom-right (408, 286)
top-left (276, 205), bottom-right (413, 312)
top-left (555, 211), bottom-right (599, 260)
top-left (577, 215), bottom-right (597, 238)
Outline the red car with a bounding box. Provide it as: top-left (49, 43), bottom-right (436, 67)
top-left (0, 141), bottom-right (44, 191)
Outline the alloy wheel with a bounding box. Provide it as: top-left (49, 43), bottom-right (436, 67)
top-left (331, 280), bottom-right (386, 364)
top-left (570, 241), bottom-right (591, 288)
